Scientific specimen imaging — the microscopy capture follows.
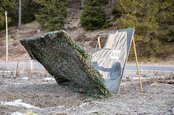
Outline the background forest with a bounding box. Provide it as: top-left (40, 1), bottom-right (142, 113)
top-left (0, 0), bottom-right (174, 60)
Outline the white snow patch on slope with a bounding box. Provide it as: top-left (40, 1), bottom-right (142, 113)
top-left (44, 77), bottom-right (55, 81)
top-left (11, 112), bottom-right (24, 115)
top-left (0, 99), bottom-right (40, 110)
top-left (20, 77), bottom-right (29, 80)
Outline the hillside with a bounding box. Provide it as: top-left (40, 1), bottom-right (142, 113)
top-left (0, 0), bottom-right (174, 63)
top-left (0, 0), bottom-right (111, 61)
top-left (0, 22), bottom-right (42, 61)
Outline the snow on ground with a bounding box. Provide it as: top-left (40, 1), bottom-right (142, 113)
top-left (0, 71), bottom-right (173, 115)
top-left (43, 77), bottom-right (55, 81)
top-left (0, 99), bottom-right (40, 110)
top-left (11, 112), bottom-right (24, 115)
top-left (20, 77), bottom-right (29, 80)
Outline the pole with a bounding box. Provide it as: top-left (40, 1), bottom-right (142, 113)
top-left (81, 0), bottom-right (84, 9)
top-left (18, 0), bottom-right (21, 27)
top-left (132, 38), bottom-right (143, 92)
top-left (97, 36), bottom-right (101, 49)
top-left (30, 60), bottom-right (33, 71)
top-left (30, 59), bottom-right (33, 77)
top-left (5, 11), bottom-right (8, 62)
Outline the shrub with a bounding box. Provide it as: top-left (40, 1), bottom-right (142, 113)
top-left (0, 0), bottom-right (16, 29)
top-left (21, 0), bottom-right (39, 24)
top-left (80, 0), bottom-right (107, 30)
top-left (35, 0), bottom-right (67, 31)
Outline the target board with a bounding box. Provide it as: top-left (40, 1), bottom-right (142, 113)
top-left (91, 28), bottom-right (135, 94)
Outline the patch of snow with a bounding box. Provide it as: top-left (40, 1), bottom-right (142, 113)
top-left (44, 77), bottom-right (55, 81)
top-left (0, 70), bottom-right (13, 77)
top-left (132, 77), bottom-right (146, 80)
top-left (85, 110), bottom-right (100, 114)
top-left (79, 102), bottom-right (89, 109)
top-left (13, 83), bottom-right (22, 85)
top-left (0, 70), bottom-right (11, 73)
top-left (20, 77), bottom-right (29, 80)
top-left (11, 112), bottom-right (24, 115)
top-left (0, 99), bottom-right (40, 110)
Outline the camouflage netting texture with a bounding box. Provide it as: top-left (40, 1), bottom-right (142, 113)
top-left (20, 30), bottom-right (111, 96)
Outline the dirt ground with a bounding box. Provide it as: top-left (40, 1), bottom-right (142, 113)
top-left (0, 71), bottom-right (173, 115)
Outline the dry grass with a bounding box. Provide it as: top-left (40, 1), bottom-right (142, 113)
top-left (0, 21), bottom-right (42, 61)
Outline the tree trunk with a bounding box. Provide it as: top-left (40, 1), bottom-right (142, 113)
top-left (20, 30), bottom-right (111, 96)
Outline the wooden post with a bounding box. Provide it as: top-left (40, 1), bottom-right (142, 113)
top-left (97, 36), bottom-right (101, 49)
top-left (81, 0), bottom-right (84, 9)
top-left (30, 60), bottom-right (33, 71)
top-left (5, 11), bottom-right (8, 62)
top-left (132, 38), bottom-right (143, 92)
top-left (14, 61), bottom-right (19, 79)
top-left (18, 0), bottom-right (21, 27)
top-left (30, 59), bottom-right (33, 77)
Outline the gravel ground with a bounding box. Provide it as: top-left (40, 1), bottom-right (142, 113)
top-left (0, 71), bottom-right (173, 115)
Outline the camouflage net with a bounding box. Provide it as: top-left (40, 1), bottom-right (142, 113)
top-left (20, 30), bottom-right (111, 97)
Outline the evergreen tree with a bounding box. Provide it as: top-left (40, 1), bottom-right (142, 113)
top-left (21, 0), bottom-right (39, 23)
top-left (0, 0), bottom-right (39, 29)
top-left (115, 0), bottom-right (159, 36)
top-left (113, 0), bottom-right (161, 58)
top-left (157, 0), bottom-right (174, 42)
top-left (0, 0), bottom-right (16, 29)
top-left (80, 0), bottom-right (108, 30)
top-left (35, 0), bottom-right (67, 31)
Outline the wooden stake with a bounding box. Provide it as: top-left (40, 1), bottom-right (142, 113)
top-left (18, 0), bottom-right (21, 27)
top-left (132, 38), bottom-right (143, 92)
top-left (30, 59), bottom-right (33, 77)
top-left (5, 11), bottom-right (8, 62)
top-left (14, 61), bottom-right (19, 79)
top-left (97, 37), bottom-right (101, 49)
